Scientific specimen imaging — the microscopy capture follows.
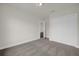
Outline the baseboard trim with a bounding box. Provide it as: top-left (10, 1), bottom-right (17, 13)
top-left (49, 39), bottom-right (78, 48)
top-left (74, 45), bottom-right (79, 48)
top-left (0, 38), bottom-right (38, 50)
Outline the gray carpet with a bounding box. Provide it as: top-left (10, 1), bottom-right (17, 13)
top-left (0, 38), bottom-right (79, 56)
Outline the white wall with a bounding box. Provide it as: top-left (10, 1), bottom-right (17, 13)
top-left (49, 13), bottom-right (78, 47)
top-left (44, 17), bottom-right (49, 38)
top-left (0, 4), bottom-right (79, 49)
top-left (0, 4), bottom-right (40, 49)
top-left (77, 13), bottom-right (79, 47)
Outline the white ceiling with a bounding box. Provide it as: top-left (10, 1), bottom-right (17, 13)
top-left (5, 3), bottom-right (79, 18)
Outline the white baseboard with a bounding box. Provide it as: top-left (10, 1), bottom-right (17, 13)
top-left (74, 45), bottom-right (79, 48)
top-left (1, 38), bottom-right (79, 50)
top-left (0, 38), bottom-right (38, 50)
top-left (49, 39), bottom-right (78, 48)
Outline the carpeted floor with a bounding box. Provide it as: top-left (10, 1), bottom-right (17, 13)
top-left (0, 38), bottom-right (79, 56)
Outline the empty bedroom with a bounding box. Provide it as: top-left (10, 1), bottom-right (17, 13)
top-left (0, 3), bottom-right (79, 56)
